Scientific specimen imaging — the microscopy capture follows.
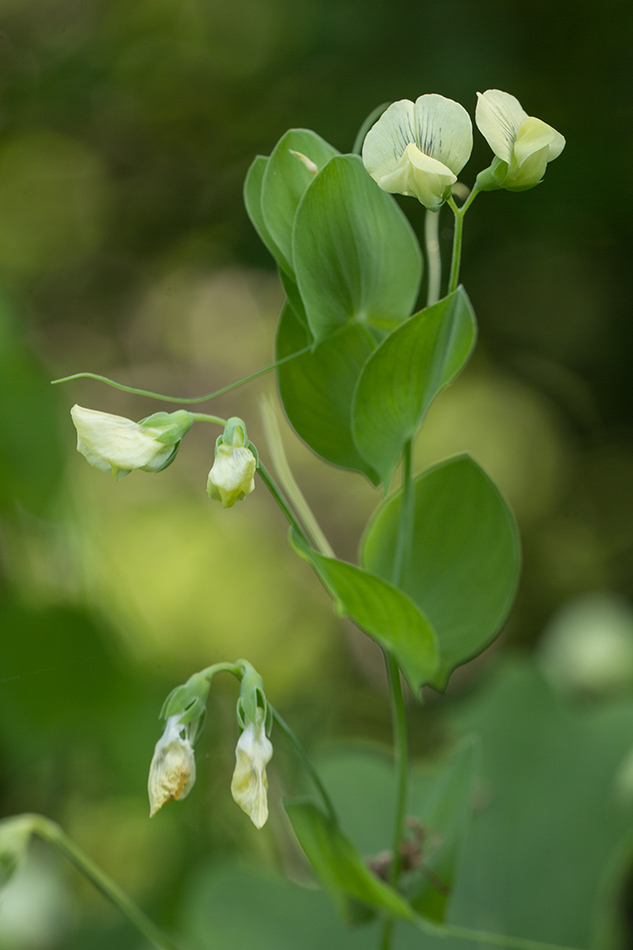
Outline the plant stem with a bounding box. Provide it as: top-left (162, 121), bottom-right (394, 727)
top-left (432, 921), bottom-right (584, 950)
top-left (424, 210), bottom-right (441, 307)
top-left (189, 412), bottom-right (227, 426)
top-left (29, 815), bottom-right (182, 950)
top-left (257, 461), bottom-right (314, 544)
top-left (50, 344), bottom-right (314, 405)
top-left (260, 396), bottom-right (335, 557)
top-left (447, 186), bottom-right (480, 294)
top-left (380, 440), bottom-right (415, 950)
top-left (271, 708), bottom-right (340, 826)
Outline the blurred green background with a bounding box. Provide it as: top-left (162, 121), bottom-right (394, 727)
top-left (2, 0), bottom-right (633, 946)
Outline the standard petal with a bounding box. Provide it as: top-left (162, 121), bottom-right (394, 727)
top-left (413, 94), bottom-right (473, 174)
top-left (476, 89), bottom-right (528, 163)
top-left (72, 405), bottom-right (161, 469)
top-left (362, 99), bottom-right (417, 180)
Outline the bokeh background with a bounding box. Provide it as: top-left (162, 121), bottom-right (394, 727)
top-left (2, 0), bottom-right (633, 947)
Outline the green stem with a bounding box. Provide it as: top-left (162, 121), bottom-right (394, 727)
top-left (189, 412), bottom-right (226, 426)
top-left (380, 440), bottom-right (415, 950)
top-left (28, 815), bottom-right (182, 950)
top-left (446, 187), bottom-right (480, 294)
top-left (257, 461), bottom-right (314, 547)
top-left (260, 396), bottom-right (335, 557)
top-left (271, 708), bottom-right (340, 826)
top-left (50, 345), bottom-right (314, 405)
top-left (424, 210), bottom-right (441, 307)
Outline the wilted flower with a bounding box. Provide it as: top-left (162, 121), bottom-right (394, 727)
top-left (207, 418), bottom-right (257, 508)
top-left (475, 89), bottom-right (565, 191)
top-left (71, 405), bottom-right (193, 481)
top-left (362, 94), bottom-right (473, 211)
top-left (148, 715), bottom-right (196, 817)
top-left (230, 710), bottom-right (273, 829)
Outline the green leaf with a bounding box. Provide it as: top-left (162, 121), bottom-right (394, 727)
top-left (284, 799), bottom-right (416, 923)
top-left (276, 299), bottom-right (379, 482)
top-left (290, 529), bottom-right (438, 693)
top-left (408, 737), bottom-right (479, 922)
top-left (243, 155), bottom-right (292, 275)
top-left (352, 288), bottom-right (477, 489)
top-left (261, 129), bottom-right (339, 276)
top-left (361, 456), bottom-right (520, 689)
top-left (293, 154), bottom-right (422, 343)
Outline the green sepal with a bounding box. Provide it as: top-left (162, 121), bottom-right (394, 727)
top-left (352, 287), bottom-right (477, 490)
top-left (235, 660), bottom-right (269, 731)
top-left (475, 157), bottom-right (507, 192)
top-left (289, 528), bottom-right (439, 694)
top-left (159, 671), bottom-right (211, 729)
top-left (284, 798), bottom-right (417, 924)
top-left (138, 410), bottom-right (194, 443)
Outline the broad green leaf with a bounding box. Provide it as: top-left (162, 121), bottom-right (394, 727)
top-left (284, 799), bottom-right (416, 923)
top-left (352, 288), bottom-right (477, 489)
top-left (276, 299), bottom-right (379, 482)
top-left (290, 529), bottom-right (438, 693)
top-left (261, 129), bottom-right (339, 275)
top-left (361, 456), bottom-right (520, 689)
top-left (243, 155), bottom-right (292, 275)
top-left (293, 154), bottom-right (422, 343)
top-left (408, 737), bottom-right (479, 922)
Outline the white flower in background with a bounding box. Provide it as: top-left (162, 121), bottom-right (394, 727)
top-left (230, 710), bottom-right (273, 829)
top-left (70, 405), bottom-right (192, 481)
top-left (206, 443), bottom-right (256, 508)
top-left (148, 715), bottom-right (196, 817)
top-left (475, 89), bottom-right (565, 191)
top-left (362, 94), bottom-right (473, 211)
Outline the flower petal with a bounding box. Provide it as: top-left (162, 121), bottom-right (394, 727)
top-left (362, 99), bottom-right (417, 181)
top-left (71, 405), bottom-right (175, 475)
top-left (476, 89), bottom-right (528, 163)
top-left (412, 93), bottom-right (473, 174)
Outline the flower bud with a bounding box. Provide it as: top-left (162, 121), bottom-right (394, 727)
top-left (362, 94), bottom-right (473, 211)
top-left (206, 417), bottom-right (257, 508)
top-left (475, 89), bottom-right (565, 192)
top-left (71, 405), bottom-right (193, 481)
top-left (230, 709), bottom-right (273, 829)
top-left (148, 715), bottom-right (196, 817)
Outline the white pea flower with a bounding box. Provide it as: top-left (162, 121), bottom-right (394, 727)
top-left (71, 405), bottom-right (192, 481)
top-left (230, 710), bottom-right (273, 829)
top-left (475, 89), bottom-right (565, 191)
top-left (362, 94), bottom-right (473, 211)
top-left (207, 443), bottom-right (256, 508)
top-left (148, 715), bottom-right (196, 817)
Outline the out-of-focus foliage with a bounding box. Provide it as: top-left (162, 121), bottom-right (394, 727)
top-left (1, 0), bottom-right (633, 945)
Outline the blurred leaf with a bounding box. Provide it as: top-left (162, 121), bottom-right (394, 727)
top-left (408, 737), bottom-right (479, 922)
top-left (361, 456), bottom-right (520, 689)
top-left (243, 155), bottom-right (291, 273)
top-left (276, 300), bottom-right (379, 481)
top-left (260, 129), bottom-right (339, 276)
top-left (352, 288), bottom-right (477, 488)
top-left (290, 529), bottom-right (438, 693)
top-left (179, 863), bottom-right (382, 950)
top-left (285, 799), bottom-right (416, 923)
top-left (293, 155), bottom-right (422, 343)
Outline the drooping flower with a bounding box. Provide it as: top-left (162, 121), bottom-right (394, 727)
top-left (230, 710), bottom-right (273, 829)
top-left (362, 94), bottom-right (473, 211)
top-left (71, 405), bottom-right (193, 481)
top-left (206, 418), bottom-right (257, 508)
top-left (475, 89), bottom-right (565, 191)
top-left (148, 715), bottom-right (196, 817)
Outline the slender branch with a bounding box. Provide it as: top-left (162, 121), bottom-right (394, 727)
top-left (380, 440), bottom-right (415, 950)
top-left (424, 210), bottom-right (442, 307)
top-left (260, 396), bottom-right (335, 557)
top-left (256, 461), bottom-right (313, 545)
top-left (447, 186), bottom-right (480, 294)
top-left (189, 412), bottom-right (227, 426)
top-left (50, 344), bottom-right (314, 405)
top-left (271, 707), bottom-right (340, 827)
top-left (27, 815), bottom-right (182, 950)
